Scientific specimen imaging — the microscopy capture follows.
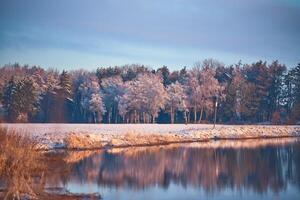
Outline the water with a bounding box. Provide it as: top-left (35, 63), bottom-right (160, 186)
top-left (45, 138), bottom-right (300, 200)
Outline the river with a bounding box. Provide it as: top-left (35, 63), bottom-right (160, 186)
top-left (44, 138), bottom-right (300, 200)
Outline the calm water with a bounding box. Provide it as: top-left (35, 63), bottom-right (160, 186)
top-left (45, 139), bottom-right (300, 200)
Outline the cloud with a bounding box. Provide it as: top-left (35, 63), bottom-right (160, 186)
top-left (0, 0), bottom-right (299, 68)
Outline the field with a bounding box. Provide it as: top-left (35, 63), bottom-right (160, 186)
top-left (1, 123), bottom-right (300, 150)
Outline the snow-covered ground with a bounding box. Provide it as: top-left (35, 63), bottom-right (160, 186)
top-left (1, 123), bottom-right (300, 150)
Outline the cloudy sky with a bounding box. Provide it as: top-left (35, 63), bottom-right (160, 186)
top-left (0, 0), bottom-right (299, 70)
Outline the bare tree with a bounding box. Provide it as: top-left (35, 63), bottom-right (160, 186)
top-left (166, 82), bottom-right (187, 123)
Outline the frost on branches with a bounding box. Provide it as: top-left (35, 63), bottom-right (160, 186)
top-left (1, 59), bottom-right (296, 124)
top-left (166, 82), bottom-right (188, 123)
top-left (79, 76), bottom-right (106, 123)
top-left (118, 73), bottom-right (168, 123)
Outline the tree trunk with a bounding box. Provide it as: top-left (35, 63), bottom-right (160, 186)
top-left (194, 106), bottom-right (197, 123)
top-left (199, 107), bottom-right (204, 123)
top-left (115, 106), bottom-right (118, 123)
top-left (174, 111), bottom-right (176, 123)
top-left (94, 112), bottom-right (97, 123)
top-left (184, 111), bottom-right (187, 124)
top-left (108, 108), bottom-right (111, 124)
top-left (170, 107), bottom-right (174, 124)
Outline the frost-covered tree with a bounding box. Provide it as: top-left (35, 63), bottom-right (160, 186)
top-left (118, 73), bottom-right (167, 123)
top-left (0, 60), bottom-right (298, 124)
top-left (2, 78), bottom-right (38, 122)
top-left (186, 69), bottom-right (204, 123)
top-left (137, 73), bottom-right (168, 123)
top-left (89, 93), bottom-right (106, 123)
top-left (199, 66), bottom-right (225, 122)
top-left (28, 71), bottom-right (48, 119)
top-left (290, 63), bottom-right (300, 121)
top-left (187, 61), bottom-right (224, 123)
top-left (2, 77), bottom-right (16, 121)
top-left (267, 61), bottom-right (286, 117)
top-left (58, 70), bottom-right (72, 99)
top-left (118, 79), bottom-right (142, 123)
top-left (70, 69), bottom-right (93, 122)
top-left (79, 76), bottom-right (106, 123)
top-left (166, 82), bottom-right (187, 123)
top-left (138, 73), bottom-right (168, 123)
top-left (101, 75), bottom-right (125, 123)
top-left (39, 70), bottom-right (60, 122)
top-left (222, 67), bottom-right (246, 121)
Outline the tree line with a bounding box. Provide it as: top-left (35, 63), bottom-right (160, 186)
top-left (0, 59), bottom-right (299, 124)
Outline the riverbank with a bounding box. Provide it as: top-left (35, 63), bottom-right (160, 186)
top-left (0, 189), bottom-right (101, 200)
top-left (2, 124), bottom-right (300, 150)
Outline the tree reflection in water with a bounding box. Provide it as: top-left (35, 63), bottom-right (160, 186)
top-left (45, 139), bottom-right (300, 198)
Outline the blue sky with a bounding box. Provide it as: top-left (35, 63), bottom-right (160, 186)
top-left (0, 0), bottom-right (299, 70)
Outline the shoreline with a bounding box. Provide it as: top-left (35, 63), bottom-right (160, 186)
top-left (0, 189), bottom-right (101, 200)
top-left (1, 123), bottom-right (300, 150)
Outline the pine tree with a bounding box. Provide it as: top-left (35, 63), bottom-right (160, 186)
top-left (220, 67), bottom-right (244, 122)
top-left (291, 63), bottom-right (300, 121)
top-left (46, 70), bottom-right (72, 122)
top-left (2, 77), bottom-right (16, 121)
top-left (59, 70), bottom-right (72, 98)
top-left (267, 61), bottom-right (286, 120)
top-left (157, 66), bottom-right (170, 86)
top-left (14, 78), bottom-right (37, 121)
top-left (292, 63), bottom-right (300, 98)
top-left (243, 61), bottom-right (270, 122)
top-left (2, 78), bottom-right (37, 122)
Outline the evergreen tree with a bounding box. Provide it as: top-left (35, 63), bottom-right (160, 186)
top-left (267, 61), bottom-right (286, 120)
top-left (283, 71), bottom-right (294, 115)
top-left (2, 77), bottom-right (16, 121)
top-left (157, 66), bottom-right (170, 86)
top-left (292, 63), bottom-right (300, 98)
top-left (59, 70), bottom-right (72, 98)
top-left (0, 61), bottom-right (298, 124)
top-left (46, 70), bottom-right (73, 122)
top-left (291, 63), bottom-right (300, 121)
top-left (243, 61), bottom-right (270, 122)
top-left (14, 78), bottom-right (38, 121)
top-left (2, 78), bottom-right (37, 122)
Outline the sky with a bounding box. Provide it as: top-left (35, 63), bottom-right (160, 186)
top-left (0, 0), bottom-right (299, 70)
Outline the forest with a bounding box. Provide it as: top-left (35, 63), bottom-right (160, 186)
top-left (0, 59), bottom-right (299, 124)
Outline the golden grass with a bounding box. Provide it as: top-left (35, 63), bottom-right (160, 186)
top-left (0, 127), bottom-right (45, 200)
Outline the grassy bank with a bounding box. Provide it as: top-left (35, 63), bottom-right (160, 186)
top-left (2, 124), bottom-right (300, 150)
top-left (0, 128), bottom-right (44, 199)
top-left (0, 127), bottom-right (101, 200)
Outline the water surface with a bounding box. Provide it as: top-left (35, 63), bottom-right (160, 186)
top-left (45, 138), bottom-right (300, 200)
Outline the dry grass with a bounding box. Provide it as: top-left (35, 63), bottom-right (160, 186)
top-left (0, 127), bottom-right (45, 200)
top-left (63, 133), bottom-right (103, 149)
top-left (0, 127), bottom-right (102, 200)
